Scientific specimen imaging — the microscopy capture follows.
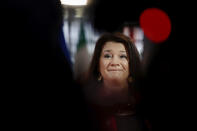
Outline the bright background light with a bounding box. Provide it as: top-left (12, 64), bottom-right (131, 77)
top-left (61, 0), bottom-right (87, 6)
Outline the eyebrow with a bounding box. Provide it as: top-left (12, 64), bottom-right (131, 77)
top-left (120, 51), bottom-right (126, 53)
top-left (103, 50), bottom-right (126, 52)
top-left (103, 50), bottom-right (111, 53)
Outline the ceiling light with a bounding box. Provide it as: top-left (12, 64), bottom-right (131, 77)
top-left (61, 0), bottom-right (87, 6)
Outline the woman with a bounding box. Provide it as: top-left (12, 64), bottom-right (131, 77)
top-left (83, 33), bottom-right (146, 131)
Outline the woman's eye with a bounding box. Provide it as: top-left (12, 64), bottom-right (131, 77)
top-left (104, 54), bottom-right (112, 58)
top-left (120, 55), bottom-right (127, 59)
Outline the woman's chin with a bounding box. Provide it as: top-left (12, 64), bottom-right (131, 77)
top-left (107, 77), bottom-right (125, 84)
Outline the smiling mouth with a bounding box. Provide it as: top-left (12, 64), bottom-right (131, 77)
top-left (108, 69), bottom-right (122, 71)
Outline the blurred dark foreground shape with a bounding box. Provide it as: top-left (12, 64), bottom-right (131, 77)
top-left (1, 0), bottom-right (93, 130)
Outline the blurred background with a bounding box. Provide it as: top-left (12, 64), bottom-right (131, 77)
top-left (60, 0), bottom-right (169, 79)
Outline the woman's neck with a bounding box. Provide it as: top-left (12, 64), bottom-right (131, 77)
top-left (103, 79), bottom-right (128, 91)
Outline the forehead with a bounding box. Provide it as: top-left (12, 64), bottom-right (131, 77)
top-left (102, 41), bottom-right (126, 52)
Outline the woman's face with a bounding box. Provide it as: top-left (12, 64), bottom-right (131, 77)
top-left (99, 42), bottom-right (129, 83)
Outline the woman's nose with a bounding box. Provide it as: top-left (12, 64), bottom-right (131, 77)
top-left (110, 56), bottom-right (120, 66)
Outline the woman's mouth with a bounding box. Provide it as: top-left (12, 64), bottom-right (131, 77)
top-left (108, 69), bottom-right (122, 71)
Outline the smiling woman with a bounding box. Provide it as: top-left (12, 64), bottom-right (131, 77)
top-left (99, 42), bottom-right (129, 88)
top-left (80, 33), bottom-right (147, 131)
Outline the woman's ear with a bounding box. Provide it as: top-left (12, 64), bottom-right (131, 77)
top-left (98, 74), bottom-right (102, 82)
